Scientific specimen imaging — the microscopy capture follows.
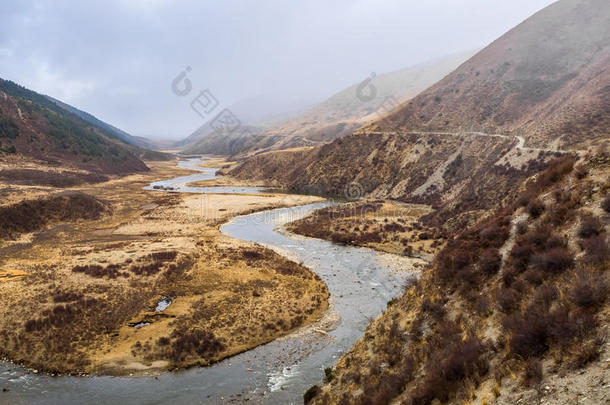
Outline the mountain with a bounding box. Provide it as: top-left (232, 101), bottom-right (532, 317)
top-left (250, 51), bottom-right (477, 152)
top-left (44, 95), bottom-right (172, 161)
top-left (228, 0), bottom-right (609, 231)
top-left (182, 125), bottom-right (280, 156)
top-left (174, 93), bottom-right (315, 150)
top-left (183, 52), bottom-right (475, 156)
top-left (44, 96), bottom-right (151, 149)
top-left (0, 78), bottom-right (150, 174)
top-left (372, 0), bottom-right (610, 149)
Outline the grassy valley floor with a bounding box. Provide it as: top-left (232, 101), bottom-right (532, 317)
top-left (0, 159), bottom-right (329, 376)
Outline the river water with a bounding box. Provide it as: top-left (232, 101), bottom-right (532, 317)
top-left (0, 158), bottom-right (411, 405)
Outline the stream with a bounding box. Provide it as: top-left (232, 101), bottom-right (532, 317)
top-left (0, 158), bottom-right (412, 405)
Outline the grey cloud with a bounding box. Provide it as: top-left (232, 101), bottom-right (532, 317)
top-left (0, 0), bottom-right (556, 139)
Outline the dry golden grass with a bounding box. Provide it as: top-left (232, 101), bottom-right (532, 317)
top-left (0, 160), bottom-right (328, 376)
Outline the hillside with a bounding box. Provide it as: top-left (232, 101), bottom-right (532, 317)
top-left (45, 95), bottom-right (172, 161)
top-left (371, 0), bottom-right (610, 149)
top-left (174, 93), bottom-right (314, 150)
top-left (228, 0), bottom-right (609, 231)
top-left (253, 52), bottom-right (476, 152)
top-left (45, 96), bottom-right (152, 149)
top-left (228, 132), bottom-right (563, 232)
top-left (181, 124), bottom-right (275, 156)
top-left (0, 78), bottom-right (151, 174)
top-left (304, 148), bottom-right (610, 405)
top-left (183, 52), bottom-right (474, 156)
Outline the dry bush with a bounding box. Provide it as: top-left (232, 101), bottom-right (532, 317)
top-left (421, 298), bottom-right (446, 320)
top-left (531, 284), bottom-right (558, 310)
top-left (530, 247), bottom-right (574, 274)
top-left (0, 191), bottom-right (110, 239)
top-left (304, 385), bottom-right (322, 404)
top-left (169, 328), bottom-right (225, 363)
top-left (478, 248), bottom-right (502, 275)
top-left (410, 338), bottom-right (488, 405)
top-left (602, 194), bottom-right (610, 213)
top-left (479, 224), bottom-right (510, 248)
top-left (567, 270), bottom-right (607, 309)
top-left (522, 358), bottom-right (543, 388)
top-left (0, 168), bottom-right (108, 187)
top-left (497, 287), bottom-right (521, 314)
top-left (149, 251), bottom-right (178, 261)
top-left (72, 264), bottom-right (129, 279)
top-left (578, 215), bottom-right (603, 239)
top-left (52, 291), bottom-right (83, 303)
top-left (522, 268), bottom-right (544, 286)
top-left (571, 337), bottom-right (604, 369)
top-left (582, 234), bottom-right (610, 267)
top-left (527, 199), bottom-right (546, 218)
top-left (503, 310), bottom-right (550, 358)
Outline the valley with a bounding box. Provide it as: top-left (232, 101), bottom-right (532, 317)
top-left (0, 157), bottom-right (421, 404)
top-left (0, 158), bottom-right (330, 377)
top-left (0, 0), bottom-right (609, 404)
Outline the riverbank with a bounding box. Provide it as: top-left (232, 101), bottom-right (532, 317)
top-left (0, 158), bottom-right (328, 376)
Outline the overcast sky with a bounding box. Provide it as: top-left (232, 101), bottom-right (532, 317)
top-left (0, 0), bottom-right (557, 140)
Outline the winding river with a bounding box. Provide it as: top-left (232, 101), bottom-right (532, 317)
top-left (0, 158), bottom-right (413, 405)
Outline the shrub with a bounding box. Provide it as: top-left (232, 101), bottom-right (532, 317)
top-left (479, 225), bottom-right (509, 248)
top-left (436, 248), bottom-right (473, 282)
top-left (545, 234), bottom-right (567, 249)
top-left (522, 358), bottom-right (543, 388)
top-left (520, 225), bottom-right (551, 249)
top-left (602, 194), bottom-right (610, 213)
top-left (504, 311), bottom-right (550, 358)
top-left (527, 199), bottom-right (546, 218)
top-left (531, 284), bottom-right (558, 310)
top-left (324, 367), bottom-right (334, 383)
top-left (478, 248), bottom-right (502, 275)
top-left (53, 291), bottom-right (83, 303)
top-left (510, 244), bottom-right (534, 272)
top-left (170, 329), bottom-right (225, 362)
top-left (531, 247), bottom-right (574, 274)
top-left (497, 288), bottom-right (520, 314)
top-left (523, 269), bottom-right (544, 286)
top-left (157, 337), bottom-right (170, 346)
top-left (150, 251), bottom-right (178, 262)
top-left (578, 215), bottom-right (602, 239)
top-left (421, 299), bottom-right (446, 319)
top-left (582, 234), bottom-right (610, 267)
top-left (411, 338), bottom-right (488, 405)
top-left (571, 337), bottom-right (603, 368)
top-left (304, 385), bottom-right (321, 404)
top-left (568, 271), bottom-right (607, 309)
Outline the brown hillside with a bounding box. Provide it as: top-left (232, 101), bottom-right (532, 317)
top-left (184, 52), bottom-right (474, 156)
top-left (371, 0), bottom-right (610, 149)
top-left (229, 132), bottom-right (563, 231)
top-left (303, 147), bottom-right (609, 405)
top-left (229, 0), bottom-right (609, 231)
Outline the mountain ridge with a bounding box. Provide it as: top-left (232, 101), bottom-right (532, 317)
top-left (0, 78), bottom-right (152, 174)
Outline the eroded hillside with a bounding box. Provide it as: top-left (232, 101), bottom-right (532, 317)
top-left (303, 149), bottom-right (609, 405)
top-left (228, 132), bottom-right (563, 232)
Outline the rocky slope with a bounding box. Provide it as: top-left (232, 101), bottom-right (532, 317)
top-left (303, 148), bottom-right (609, 405)
top-left (0, 78), bottom-right (152, 175)
top-left (228, 132), bottom-right (562, 232)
